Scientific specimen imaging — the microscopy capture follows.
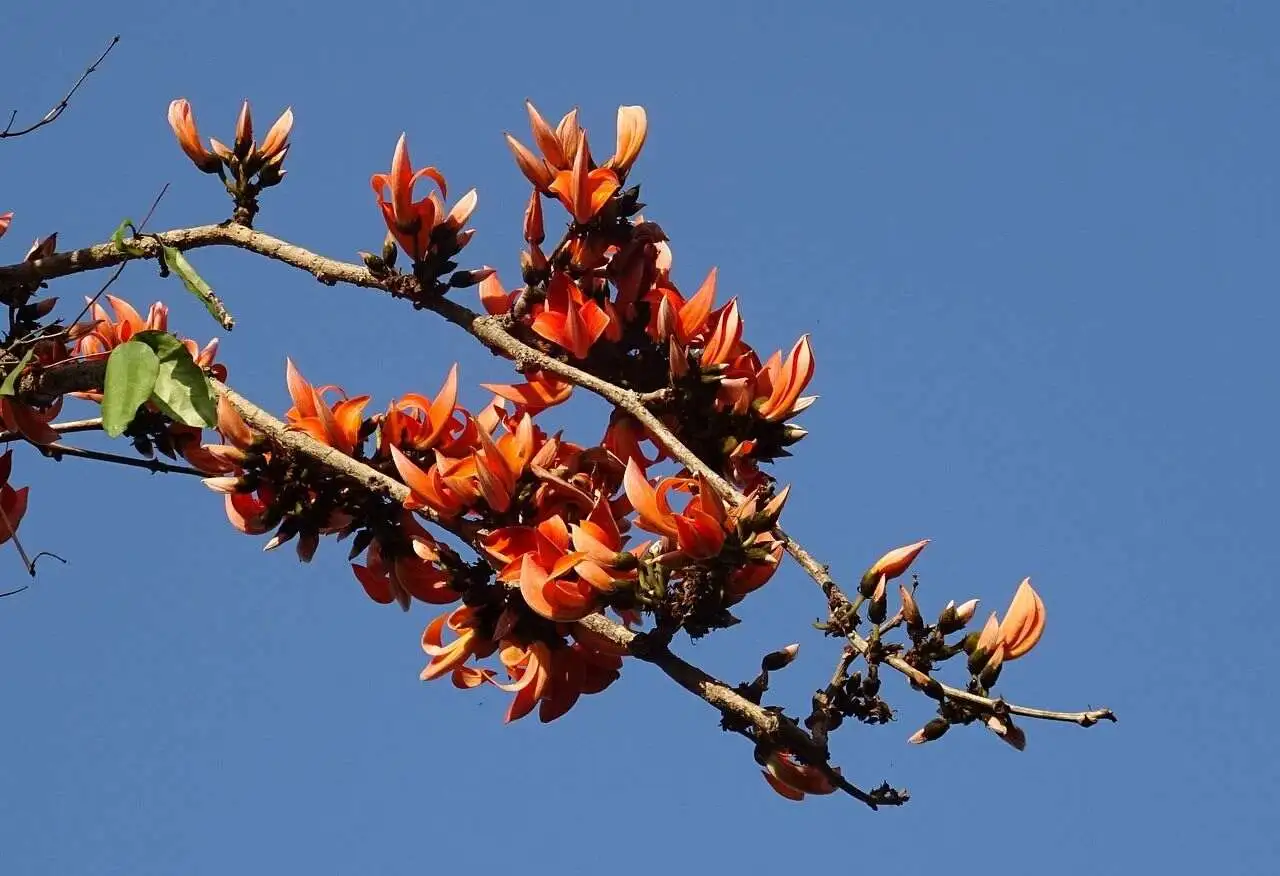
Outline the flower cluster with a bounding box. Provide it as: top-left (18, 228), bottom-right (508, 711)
top-left (0, 94), bottom-right (1088, 802)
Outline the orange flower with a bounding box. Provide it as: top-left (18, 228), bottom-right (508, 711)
top-left (760, 751), bottom-right (838, 801)
top-left (647, 267), bottom-right (718, 346)
top-left (352, 535), bottom-right (458, 611)
top-left (702, 299), bottom-right (744, 367)
top-left (548, 132), bottom-right (619, 225)
top-left (754, 335), bottom-right (816, 422)
top-left (504, 101), bottom-right (583, 190)
top-left (257, 107), bottom-right (293, 165)
top-left (371, 134), bottom-right (477, 262)
top-left (530, 273), bottom-right (611, 360)
top-left (73, 295), bottom-right (167, 358)
top-left (389, 446), bottom-right (472, 518)
top-left (605, 105), bottom-right (648, 178)
top-left (536, 641), bottom-right (623, 723)
top-left (167, 99), bottom-right (221, 173)
top-left (421, 605), bottom-right (497, 682)
top-left (622, 461), bottom-right (729, 561)
top-left (0, 450), bottom-right (30, 546)
top-left (377, 365), bottom-right (460, 455)
top-left (492, 639), bottom-right (552, 723)
top-left (0, 211), bottom-right (12, 239)
top-left (859, 538), bottom-right (929, 595)
top-left (283, 359), bottom-right (369, 455)
top-left (224, 485), bottom-right (274, 535)
top-left (481, 369), bottom-right (573, 415)
top-left (477, 272), bottom-right (519, 316)
top-left (569, 498), bottom-right (642, 591)
top-left (997, 577), bottom-right (1046, 659)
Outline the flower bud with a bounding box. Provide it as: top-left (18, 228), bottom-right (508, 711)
top-left (449, 267), bottom-right (496, 288)
top-left (201, 476), bottom-right (243, 494)
top-left (780, 424), bottom-right (809, 446)
top-left (899, 584), bottom-right (923, 632)
top-left (761, 643), bottom-right (800, 672)
top-left (868, 575), bottom-right (888, 624)
top-left (296, 530), bottom-right (319, 563)
top-left (523, 188), bottom-right (545, 245)
top-left (234, 100), bottom-right (254, 160)
top-left (382, 232), bottom-right (399, 268)
top-left (859, 538), bottom-right (929, 597)
top-left (986, 715), bottom-right (1026, 751)
top-left (908, 717), bottom-right (950, 744)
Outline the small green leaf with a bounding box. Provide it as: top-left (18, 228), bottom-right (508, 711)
top-left (0, 348), bottom-right (36, 397)
top-left (111, 217), bottom-right (147, 256)
top-left (161, 246), bottom-right (234, 330)
top-left (102, 341), bottom-right (160, 437)
top-left (133, 331), bottom-right (217, 429)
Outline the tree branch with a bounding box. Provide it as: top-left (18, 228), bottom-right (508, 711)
top-left (1, 36), bottom-right (120, 139)
top-left (7, 223), bottom-right (1115, 733)
top-left (38, 442), bottom-right (205, 476)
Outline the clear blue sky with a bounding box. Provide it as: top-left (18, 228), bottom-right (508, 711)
top-left (2, 2), bottom-right (1276, 872)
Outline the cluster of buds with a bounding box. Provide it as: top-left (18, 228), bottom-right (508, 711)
top-left (167, 98), bottom-right (293, 223)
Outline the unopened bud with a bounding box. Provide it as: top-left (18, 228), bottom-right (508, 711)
top-left (27, 297), bottom-right (58, 319)
top-left (382, 232), bottom-right (399, 267)
top-left (523, 188), bottom-right (544, 245)
top-left (449, 267), bottom-right (495, 289)
top-left (669, 337), bottom-right (688, 378)
top-left (296, 530), bottom-right (320, 563)
top-left (908, 718), bottom-right (950, 744)
top-left (234, 100), bottom-right (254, 160)
top-left (780, 424), bottom-right (809, 446)
top-left (201, 444), bottom-right (250, 467)
top-left (761, 643), bottom-right (800, 672)
top-left (359, 251), bottom-right (388, 274)
top-left (209, 137), bottom-right (235, 164)
top-left (953, 598), bottom-right (979, 626)
top-left (868, 575), bottom-right (888, 624)
top-left (656, 294), bottom-right (676, 340)
top-left (899, 584), bottom-right (923, 631)
top-left (978, 644), bottom-right (1005, 688)
top-left (202, 476), bottom-right (243, 494)
top-left (24, 233), bottom-right (58, 263)
top-left (986, 715), bottom-right (1026, 751)
top-left (859, 539), bottom-right (930, 597)
top-left (611, 551), bottom-right (640, 571)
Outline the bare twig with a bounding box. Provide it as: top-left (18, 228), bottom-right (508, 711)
top-left (67, 182), bottom-right (171, 332)
top-left (38, 442), bottom-right (205, 477)
top-left (1, 36), bottom-right (120, 139)
top-left (0, 416), bottom-right (102, 443)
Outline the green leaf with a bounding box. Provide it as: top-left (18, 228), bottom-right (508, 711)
top-left (161, 246), bottom-right (234, 330)
top-left (0, 348), bottom-right (36, 397)
top-left (133, 331), bottom-right (217, 429)
top-left (102, 341), bottom-right (160, 437)
top-left (111, 217), bottom-right (147, 256)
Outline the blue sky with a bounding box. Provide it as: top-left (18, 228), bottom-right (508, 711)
top-left (2, 2), bottom-right (1276, 872)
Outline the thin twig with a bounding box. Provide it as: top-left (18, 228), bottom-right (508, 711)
top-left (38, 442), bottom-right (205, 477)
top-left (0, 416), bottom-right (102, 443)
top-left (1, 36), bottom-right (120, 139)
top-left (67, 182), bottom-right (170, 331)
